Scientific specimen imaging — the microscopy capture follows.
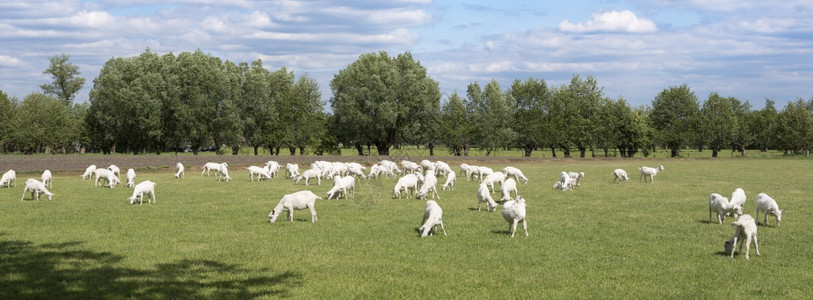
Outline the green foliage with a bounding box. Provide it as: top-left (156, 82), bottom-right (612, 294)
top-left (748, 99), bottom-right (778, 151)
top-left (468, 80), bottom-right (515, 156)
top-left (9, 93), bottom-right (73, 153)
top-left (700, 92), bottom-right (737, 157)
top-left (509, 78), bottom-right (550, 157)
top-left (40, 53), bottom-right (86, 106)
top-left (440, 92), bottom-right (473, 156)
top-left (651, 84), bottom-right (700, 157)
top-left (0, 90), bottom-right (15, 151)
top-left (775, 98), bottom-right (813, 154)
top-left (330, 51), bottom-right (440, 155)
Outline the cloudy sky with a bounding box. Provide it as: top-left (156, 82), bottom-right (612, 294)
top-left (1, 0), bottom-right (812, 109)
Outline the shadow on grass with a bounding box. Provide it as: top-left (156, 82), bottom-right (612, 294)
top-left (0, 234), bottom-right (303, 299)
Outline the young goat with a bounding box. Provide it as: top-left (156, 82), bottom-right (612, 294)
top-left (41, 170), bottom-right (52, 188)
top-left (724, 214), bottom-right (760, 260)
top-left (502, 166), bottom-right (529, 184)
top-left (81, 165), bottom-right (97, 180)
top-left (708, 193), bottom-right (743, 224)
top-left (125, 168), bottom-right (136, 188)
top-left (1, 170), bottom-right (16, 188)
top-left (202, 162), bottom-right (227, 177)
top-left (441, 171), bottom-right (456, 191)
top-left (500, 178), bottom-right (518, 201)
top-left (477, 183), bottom-right (498, 212)
top-left (393, 174), bottom-right (419, 199)
top-left (174, 162), bottom-right (185, 178)
top-left (612, 169), bottom-right (629, 183)
top-left (639, 165), bottom-right (664, 183)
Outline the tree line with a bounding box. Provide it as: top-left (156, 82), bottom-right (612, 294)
top-left (1, 50), bottom-right (811, 157)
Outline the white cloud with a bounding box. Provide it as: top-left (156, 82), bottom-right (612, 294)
top-left (559, 10), bottom-right (657, 33)
top-left (0, 55), bottom-right (24, 67)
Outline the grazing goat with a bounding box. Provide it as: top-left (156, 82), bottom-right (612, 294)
top-left (268, 191), bottom-right (321, 223)
top-left (501, 196), bottom-right (529, 237)
top-left (295, 168), bottom-right (322, 185)
top-left (175, 163), bottom-right (185, 178)
top-left (482, 172), bottom-right (507, 194)
top-left (417, 170), bottom-right (439, 200)
top-left (755, 193), bottom-right (784, 227)
top-left (1, 170), bottom-right (16, 188)
top-left (128, 181), bottom-right (156, 205)
top-left (327, 176), bottom-right (356, 200)
top-left (612, 169), bottom-right (629, 183)
top-left (419, 200), bottom-right (447, 237)
top-left (94, 169), bottom-right (120, 188)
top-left (21, 178), bottom-right (54, 201)
top-left (441, 171), bottom-right (456, 191)
top-left (108, 165), bottom-right (121, 179)
top-left (393, 174), bottom-right (419, 199)
top-left (477, 183), bottom-right (498, 212)
top-left (708, 193), bottom-right (743, 224)
top-left (81, 165), bottom-right (97, 180)
top-left (247, 166), bottom-right (271, 181)
top-left (639, 165), bottom-right (664, 183)
top-left (567, 172), bottom-right (585, 188)
top-left (500, 178), bottom-right (518, 201)
top-left (41, 170), bottom-right (52, 188)
top-left (502, 166), bottom-right (529, 184)
top-left (286, 163), bottom-right (300, 178)
top-left (725, 214), bottom-right (760, 260)
top-left (202, 162), bottom-right (227, 176)
top-left (217, 163), bottom-right (232, 181)
top-left (125, 168), bottom-right (136, 188)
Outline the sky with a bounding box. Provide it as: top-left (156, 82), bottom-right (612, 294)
top-left (1, 0), bottom-right (812, 109)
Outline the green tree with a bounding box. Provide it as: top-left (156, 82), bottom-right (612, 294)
top-left (241, 60), bottom-right (272, 155)
top-left (440, 92), bottom-right (473, 156)
top-left (775, 98), bottom-right (813, 155)
top-left (330, 51), bottom-right (440, 156)
top-left (566, 75), bottom-right (603, 157)
top-left (0, 90), bottom-right (14, 152)
top-left (41, 53), bottom-right (86, 106)
top-left (729, 98), bottom-right (753, 156)
top-left (509, 78), bottom-right (550, 157)
top-left (603, 98), bottom-right (651, 157)
top-left (468, 79), bottom-right (515, 156)
top-left (216, 60), bottom-right (245, 155)
top-left (700, 92), bottom-right (736, 157)
top-left (650, 84), bottom-right (700, 157)
top-left (287, 74), bottom-right (325, 155)
top-left (264, 67), bottom-right (294, 155)
top-left (10, 93), bottom-right (72, 153)
top-left (748, 99), bottom-right (778, 152)
top-left (175, 50), bottom-right (224, 154)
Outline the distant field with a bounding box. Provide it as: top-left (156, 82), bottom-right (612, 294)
top-left (1, 158), bottom-right (811, 298)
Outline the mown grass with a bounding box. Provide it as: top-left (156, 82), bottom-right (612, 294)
top-left (1, 159), bottom-right (812, 298)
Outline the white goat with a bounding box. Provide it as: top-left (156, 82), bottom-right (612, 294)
top-left (21, 178), bottom-right (54, 201)
top-left (94, 168), bottom-right (120, 188)
top-left (108, 165), bottom-right (121, 179)
top-left (459, 163), bottom-right (477, 181)
top-left (265, 161), bottom-right (280, 178)
top-left (725, 214), bottom-right (760, 260)
top-left (128, 180), bottom-right (156, 205)
top-left (417, 170), bottom-right (439, 200)
top-left (41, 170), bottom-right (52, 188)
top-left (286, 163), bottom-right (300, 178)
top-left (728, 188), bottom-right (746, 216)
top-left (708, 193), bottom-right (743, 224)
top-left (81, 165), bottom-right (97, 180)
top-left (268, 190), bottom-right (321, 223)
top-left (419, 200), bottom-right (447, 237)
top-left (482, 172), bottom-right (507, 194)
top-left (420, 160), bottom-right (436, 172)
top-left (500, 178), bottom-right (518, 201)
top-left (1, 170), bottom-right (16, 188)
top-left (247, 166), bottom-right (271, 181)
top-left (435, 161), bottom-right (452, 177)
top-left (441, 171), bottom-right (456, 191)
top-left (201, 162), bottom-right (226, 176)
top-left (327, 176), bottom-right (356, 200)
top-left (554, 172), bottom-right (572, 191)
top-left (502, 166), bottom-right (529, 184)
top-left (174, 162), bottom-right (185, 178)
top-left (639, 165), bottom-right (664, 183)
top-left (477, 183), bottom-right (498, 212)
top-left (345, 162), bottom-right (367, 179)
top-left (218, 163), bottom-right (231, 181)
top-left (125, 168), bottom-right (136, 188)
top-left (393, 174), bottom-right (419, 199)
top-left (501, 196), bottom-right (528, 237)
top-left (295, 168), bottom-right (322, 185)
top-left (567, 172), bottom-right (585, 188)
top-left (379, 160), bottom-right (402, 175)
top-left (612, 169), bottom-right (629, 183)
top-left (476, 166), bottom-right (494, 182)
top-left (755, 193), bottom-right (784, 227)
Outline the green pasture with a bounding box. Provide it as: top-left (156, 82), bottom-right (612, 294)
top-left (1, 158), bottom-right (812, 298)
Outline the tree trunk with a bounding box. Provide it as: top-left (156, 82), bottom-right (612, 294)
top-left (578, 147), bottom-right (586, 158)
top-left (428, 143), bottom-right (434, 156)
top-left (463, 144), bottom-right (469, 156)
top-left (376, 143), bottom-right (390, 156)
top-left (232, 146), bottom-right (239, 155)
top-left (619, 147), bottom-right (627, 158)
top-left (355, 143), bottom-right (364, 156)
top-left (563, 147), bottom-right (571, 158)
top-left (289, 146), bottom-right (296, 155)
top-left (524, 144), bottom-right (533, 157)
top-left (253, 145), bottom-right (259, 155)
top-left (603, 148), bottom-right (609, 157)
top-left (549, 145), bottom-right (557, 158)
top-left (671, 148), bottom-right (679, 157)
top-left (712, 148), bottom-right (718, 157)
top-left (299, 146), bottom-right (306, 155)
top-left (275, 147), bottom-right (280, 155)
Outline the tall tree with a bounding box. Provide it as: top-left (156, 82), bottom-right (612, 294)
top-left (650, 84), bottom-right (700, 157)
top-left (10, 93), bottom-right (72, 153)
top-left (0, 90), bottom-right (14, 152)
top-left (41, 53), bottom-right (86, 106)
top-left (510, 78), bottom-right (550, 157)
top-left (175, 50), bottom-right (224, 154)
top-left (216, 60), bottom-right (245, 155)
top-left (241, 60), bottom-right (272, 155)
top-left (287, 74), bottom-right (325, 155)
top-left (567, 75), bottom-right (603, 157)
top-left (775, 98), bottom-right (813, 155)
top-left (729, 98), bottom-right (753, 156)
top-left (440, 92), bottom-right (473, 156)
top-left (468, 79), bottom-right (515, 156)
top-left (264, 67), bottom-right (294, 155)
top-left (330, 51), bottom-right (440, 156)
top-left (700, 92), bottom-right (736, 157)
top-left (748, 99), bottom-right (778, 152)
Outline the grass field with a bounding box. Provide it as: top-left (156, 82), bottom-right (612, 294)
top-left (1, 158), bottom-right (812, 298)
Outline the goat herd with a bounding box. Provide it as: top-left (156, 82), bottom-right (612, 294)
top-left (0, 159), bottom-right (785, 257)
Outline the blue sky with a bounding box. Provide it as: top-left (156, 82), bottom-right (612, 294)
top-left (1, 0), bottom-right (812, 109)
